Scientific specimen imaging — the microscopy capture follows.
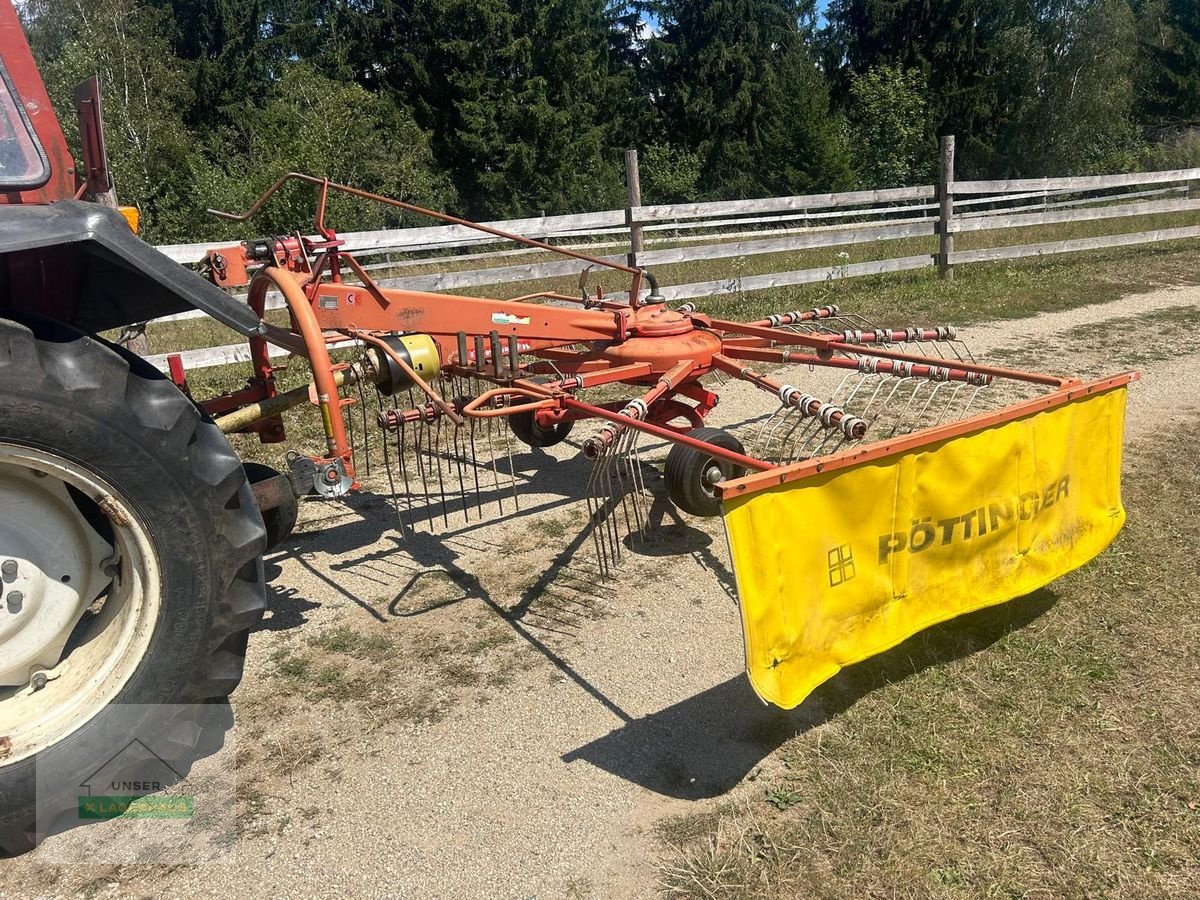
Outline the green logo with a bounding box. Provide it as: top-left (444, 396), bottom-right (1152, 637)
top-left (78, 795), bottom-right (194, 820)
top-left (77, 737), bottom-right (195, 821)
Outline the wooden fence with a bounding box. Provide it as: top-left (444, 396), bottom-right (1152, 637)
top-left (146, 136), bottom-right (1200, 372)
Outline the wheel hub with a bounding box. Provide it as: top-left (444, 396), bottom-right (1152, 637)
top-left (0, 443), bottom-right (161, 766)
top-left (0, 467), bottom-right (112, 687)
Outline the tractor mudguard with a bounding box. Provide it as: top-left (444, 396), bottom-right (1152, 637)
top-left (721, 377), bottom-right (1133, 709)
top-left (0, 200), bottom-right (264, 336)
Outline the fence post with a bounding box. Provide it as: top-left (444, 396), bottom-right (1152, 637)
top-left (938, 135), bottom-right (956, 281)
top-left (624, 149), bottom-right (644, 268)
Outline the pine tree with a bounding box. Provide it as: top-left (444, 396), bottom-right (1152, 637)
top-left (1137, 0), bottom-right (1200, 129)
top-left (648, 0), bottom-right (850, 198)
top-left (822, 0), bottom-right (1039, 176)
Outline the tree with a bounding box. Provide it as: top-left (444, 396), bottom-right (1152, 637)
top-left (647, 0), bottom-right (851, 198)
top-left (196, 63), bottom-right (454, 239)
top-left (847, 64), bottom-right (934, 187)
top-left (1021, 0), bottom-right (1144, 175)
top-left (28, 0), bottom-right (199, 241)
top-left (1136, 0), bottom-right (1200, 131)
top-left (822, 0), bottom-right (1039, 176)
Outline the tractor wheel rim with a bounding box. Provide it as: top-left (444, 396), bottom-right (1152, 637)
top-left (0, 442), bottom-right (161, 766)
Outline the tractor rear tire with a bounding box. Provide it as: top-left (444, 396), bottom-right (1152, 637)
top-left (664, 427), bottom-right (747, 518)
top-left (0, 317), bottom-right (266, 855)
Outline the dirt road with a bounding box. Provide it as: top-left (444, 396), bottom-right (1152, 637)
top-left (4, 284), bottom-right (1199, 899)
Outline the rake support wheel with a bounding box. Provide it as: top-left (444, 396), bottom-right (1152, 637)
top-left (508, 410), bottom-right (574, 448)
top-left (664, 427), bottom-right (747, 518)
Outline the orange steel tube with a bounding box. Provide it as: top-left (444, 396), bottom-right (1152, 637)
top-left (461, 387), bottom-right (557, 418)
top-left (208, 173), bottom-right (643, 280)
top-left (250, 267), bottom-right (350, 463)
top-left (560, 396), bottom-right (773, 471)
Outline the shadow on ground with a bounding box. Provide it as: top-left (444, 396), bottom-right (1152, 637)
top-left (562, 588), bottom-right (1058, 800)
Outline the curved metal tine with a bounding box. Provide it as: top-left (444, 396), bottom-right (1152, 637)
top-left (485, 410), bottom-right (505, 517)
top-left (375, 387), bottom-right (408, 538)
top-left (609, 430), bottom-right (637, 544)
top-left (396, 416), bottom-right (417, 532)
top-left (801, 427), bottom-right (847, 460)
top-left (468, 419), bottom-right (484, 518)
top-left (854, 374), bottom-right (894, 423)
top-left (780, 413), bottom-right (822, 463)
top-left (912, 381), bottom-right (945, 430)
top-left (600, 444), bottom-right (623, 564)
top-left (619, 428), bottom-right (647, 540)
top-left (446, 374), bottom-right (470, 521)
top-left (931, 383), bottom-right (967, 426)
top-left (958, 384), bottom-right (987, 420)
top-left (628, 430), bottom-right (649, 537)
top-left (583, 446), bottom-right (611, 578)
top-left (500, 399), bottom-right (520, 512)
top-left (755, 406), bottom-right (787, 459)
top-left (764, 406), bottom-right (801, 461)
top-left (893, 379), bottom-right (933, 435)
top-left (826, 371), bottom-right (859, 407)
top-left (881, 378), bottom-right (924, 436)
top-left (433, 415), bottom-right (450, 528)
top-left (450, 415), bottom-right (470, 523)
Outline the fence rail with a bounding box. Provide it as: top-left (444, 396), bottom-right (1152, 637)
top-left (146, 137), bottom-right (1200, 372)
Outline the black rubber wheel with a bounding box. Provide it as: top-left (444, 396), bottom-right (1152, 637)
top-left (0, 318), bottom-right (266, 855)
top-left (508, 410), bottom-right (574, 448)
top-left (664, 427), bottom-right (747, 518)
top-left (243, 462), bottom-right (299, 550)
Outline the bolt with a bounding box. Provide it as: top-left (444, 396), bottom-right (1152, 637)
top-left (6, 591), bottom-right (22, 613)
top-left (1, 559), bottom-right (16, 578)
top-left (30, 671), bottom-right (47, 692)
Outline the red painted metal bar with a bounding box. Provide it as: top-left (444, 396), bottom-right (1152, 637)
top-left (744, 305), bottom-right (841, 329)
top-left (724, 345), bottom-right (988, 385)
top-left (560, 395), bottom-right (775, 472)
top-left (825, 340), bottom-right (1070, 387)
top-left (207, 172), bottom-right (645, 279)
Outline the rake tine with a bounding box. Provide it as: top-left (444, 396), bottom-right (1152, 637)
top-left (600, 449), bottom-right (622, 565)
top-left (584, 449), bottom-right (611, 577)
top-left (485, 408), bottom-right (505, 517)
top-left (468, 418), bottom-right (484, 518)
top-left (500, 403), bottom-right (520, 512)
top-left (377, 392), bottom-right (407, 538)
top-left (627, 430), bottom-right (649, 538)
top-left (433, 415), bottom-right (450, 529)
top-left (451, 420), bottom-right (470, 522)
top-left (612, 430), bottom-right (640, 544)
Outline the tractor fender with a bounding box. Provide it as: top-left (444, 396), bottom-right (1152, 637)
top-left (0, 200), bottom-right (264, 336)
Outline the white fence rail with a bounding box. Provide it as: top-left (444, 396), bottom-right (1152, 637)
top-left (146, 139), bottom-right (1200, 372)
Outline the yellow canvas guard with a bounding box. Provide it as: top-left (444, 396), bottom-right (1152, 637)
top-left (722, 382), bottom-right (1131, 709)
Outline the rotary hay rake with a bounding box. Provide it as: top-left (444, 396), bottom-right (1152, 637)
top-left (197, 174), bottom-right (1137, 710)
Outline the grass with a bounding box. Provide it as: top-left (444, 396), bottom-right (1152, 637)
top-left (655, 421), bottom-right (1200, 899)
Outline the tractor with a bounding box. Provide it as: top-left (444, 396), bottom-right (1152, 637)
top-left (0, 1), bottom-right (1136, 853)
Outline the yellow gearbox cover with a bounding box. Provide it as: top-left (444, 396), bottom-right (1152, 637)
top-left (723, 386), bottom-right (1129, 709)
